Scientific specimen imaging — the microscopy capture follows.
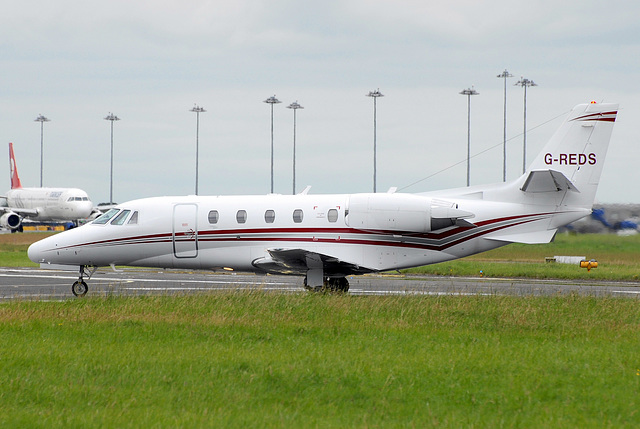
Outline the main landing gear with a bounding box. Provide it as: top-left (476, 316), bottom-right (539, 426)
top-left (304, 276), bottom-right (350, 293)
top-left (72, 265), bottom-right (97, 297)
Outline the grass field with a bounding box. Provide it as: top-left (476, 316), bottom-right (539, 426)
top-left (1, 293), bottom-right (639, 428)
top-left (2, 233), bottom-right (640, 427)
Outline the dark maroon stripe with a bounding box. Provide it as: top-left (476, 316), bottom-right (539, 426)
top-left (52, 212), bottom-right (555, 253)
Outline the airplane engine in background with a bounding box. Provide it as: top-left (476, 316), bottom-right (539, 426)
top-left (0, 211), bottom-right (21, 230)
top-left (346, 194), bottom-right (474, 233)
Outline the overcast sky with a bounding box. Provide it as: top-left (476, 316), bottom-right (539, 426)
top-left (2, 0), bottom-right (638, 204)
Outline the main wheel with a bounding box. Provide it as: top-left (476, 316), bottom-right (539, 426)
top-left (72, 281), bottom-right (88, 297)
top-left (335, 277), bottom-right (350, 292)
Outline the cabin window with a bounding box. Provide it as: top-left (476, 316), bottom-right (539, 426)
top-left (236, 210), bottom-right (247, 224)
top-left (293, 209), bottom-right (304, 223)
top-left (127, 211), bottom-right (139, 225)
top-left (264, 209), bottom-right (275, 223)
top-left (328, 209), bottom-right (338, 223)
top-left (208, 210), bottom-right (219, 224)
top-left (93, 209), bottom-right (119, 225)
top-left (111, 210), bottom-right (131, 225)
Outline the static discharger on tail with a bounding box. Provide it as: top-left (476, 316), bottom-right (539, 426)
top-left (28, 102), bottom-right (618, 296)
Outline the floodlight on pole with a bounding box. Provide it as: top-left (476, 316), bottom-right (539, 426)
top-left (287, 101), bottom-right (304, 195)
top-left (496, 69), bottom-right (513, 182)
top-left (34, 114), bottom-right (50, 187)
top-left (263, 95), bottom-right (281, 193)
top-left (366, 89), bottom-right (384, 193)
top-left (190, 104), bottom-right (206, 195)
top-left (514, 77), bottom-right (538, 174)
top-left (459, 86), bottom-right (479, 187)
top-left (104, 112), bottom-right (120, 205)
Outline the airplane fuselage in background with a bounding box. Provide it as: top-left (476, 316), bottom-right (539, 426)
top-left (2, 142), bottom-right (95, 230)
top-left (4, 187), bottom-right (93, 221)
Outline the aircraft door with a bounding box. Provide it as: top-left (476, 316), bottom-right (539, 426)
top-left (173, 204), bottom-right (198, 258)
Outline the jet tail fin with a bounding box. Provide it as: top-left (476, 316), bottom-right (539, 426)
top-left (521, 102), bottom-right (617, 208)
top-left (9, 143), bottom-right (22, 189)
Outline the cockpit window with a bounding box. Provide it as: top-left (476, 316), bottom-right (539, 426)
top-left (127, 211), bottom-right (139, 225)
top-left (93, 209), bottom-right (119, 225)
top-left (111, 210), bottom-right (131, 225)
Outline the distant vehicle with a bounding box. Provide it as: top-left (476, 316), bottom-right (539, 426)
top-left (28, 102), bottom-right (618, 297)
top-left (1, 143), bottom-right (94, 231)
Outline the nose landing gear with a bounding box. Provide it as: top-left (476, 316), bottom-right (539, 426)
top-left (71, 265), bottom-right (97, 297)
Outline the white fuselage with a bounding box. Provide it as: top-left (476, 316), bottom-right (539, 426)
top-left (27, 190), bottom-right (589, 276)
top-left (6, 187), bottom-right (93, 222)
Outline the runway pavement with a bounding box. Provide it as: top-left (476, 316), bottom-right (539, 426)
top-left (1, 267), bottom-right (639, 300)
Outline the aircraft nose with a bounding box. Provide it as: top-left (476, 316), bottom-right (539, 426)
top-left (28, 237), bottom-right (51, 264)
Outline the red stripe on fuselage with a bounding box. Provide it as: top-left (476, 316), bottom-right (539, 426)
top-left (50, 212), bottom-right (553, 254)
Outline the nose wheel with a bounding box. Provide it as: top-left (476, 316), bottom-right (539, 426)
top-left (72, 281), bottom-right (88, 297)
top-left (71, 265), bottom-right (97, 297)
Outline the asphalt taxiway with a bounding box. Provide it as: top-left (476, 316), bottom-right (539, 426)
top-left (0, 267), bottom-right (639, 300)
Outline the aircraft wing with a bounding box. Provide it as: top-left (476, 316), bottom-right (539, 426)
top-left (252, 248), bottom-right (376, 277)
top-left (0, 206), bottom-right (38, 217)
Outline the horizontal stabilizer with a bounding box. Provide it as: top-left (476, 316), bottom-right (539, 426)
top-left (520, 170), bottom-right (579, 193)
top-left (485, 229), bottom-right (557, 244)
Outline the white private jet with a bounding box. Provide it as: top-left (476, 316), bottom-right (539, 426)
top-left (28, 102), bottom-right (618, 296)
top-left (1, 143), bottom-right (94, 231)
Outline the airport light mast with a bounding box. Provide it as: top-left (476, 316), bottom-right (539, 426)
top-left (514, 77), bottom-right (537, 174)
top-left (459, 86), bottom-right (479, 187)
top-left (366, 89), bottom-right (384, 193)
top-left (287, 101), bottom-right (304, 195)
top-left (190, 105), bottom-right (206, 195)
top-left (34, 114), bottom-right (50, 187)
top-left (497, 69), bottom-right (513, 182)
top-left (104, 113), bottom-right (120, 205)
top-left (264, 95), bottom-right (281, 193)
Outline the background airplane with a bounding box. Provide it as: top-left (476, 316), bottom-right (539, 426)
top-left (28, 102), bottom-right (618, 296)
top-left (1, 143), bottom-right (95, 231)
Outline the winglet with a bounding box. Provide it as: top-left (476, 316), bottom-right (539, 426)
top-left (9, 143), bottom-right (22, 189)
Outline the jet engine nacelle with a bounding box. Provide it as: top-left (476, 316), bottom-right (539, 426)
top-left (346, 194), bottom-right (474, 233)
top-left (0, 212), bottom-right (22, 230)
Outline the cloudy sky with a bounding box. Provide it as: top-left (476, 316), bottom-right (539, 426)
top-left (1, 0), bottom-right (638, 204)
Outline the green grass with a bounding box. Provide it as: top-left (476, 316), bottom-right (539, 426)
top-left (1, 293), bottom-right (639, 427)
top-left (0, 232), bottom-right (54, 267)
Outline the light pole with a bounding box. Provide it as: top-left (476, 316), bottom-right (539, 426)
top-left (104, 113), bottom-right (120, 204)
top-left (263, 95), bottom-right (281, 193)
top-left (497, 69), bottom-right (512, 182)
top-left (366, 89), bottom-right (383, 193)
top-left (514, 77), bottom-right (537, 174)
top-left (459, 87), bottom-right (479, 187)
top-left (190, 105), bottom-right (206, 195)
top-left (34, 114), bottom-right (50, 187)
top-left (287, 101), bottom-right (304, 195)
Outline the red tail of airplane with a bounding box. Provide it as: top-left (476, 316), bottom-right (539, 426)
top-left (9, 142), bottom-right (22, 189)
